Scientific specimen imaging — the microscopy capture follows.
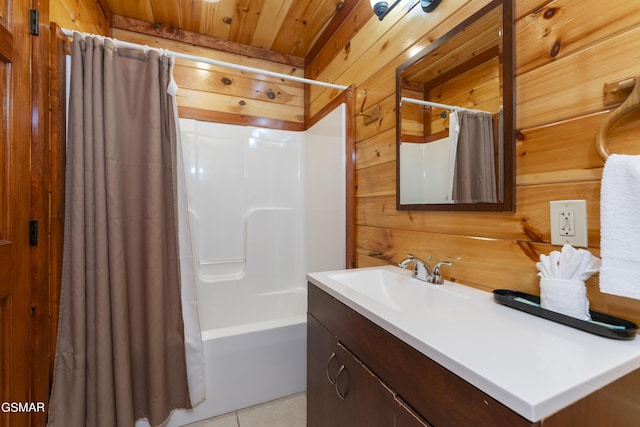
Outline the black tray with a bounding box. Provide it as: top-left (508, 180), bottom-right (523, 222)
top-left (493, 289), bottom-right (638, 340)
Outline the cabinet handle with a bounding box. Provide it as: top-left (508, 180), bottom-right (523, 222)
top-left (335, 365), bottom-right (347, 400)
top-left (326, 352), bottom-right (337, 384)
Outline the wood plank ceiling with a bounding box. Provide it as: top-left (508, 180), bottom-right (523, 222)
top-left (106, 0), bottom-right (352, 64)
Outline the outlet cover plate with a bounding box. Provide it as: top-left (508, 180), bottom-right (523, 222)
top-left (550, 200), bottom-right (588, 247)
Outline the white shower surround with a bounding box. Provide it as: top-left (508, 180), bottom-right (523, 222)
top-left (141, 105), bottom-right (346, 427)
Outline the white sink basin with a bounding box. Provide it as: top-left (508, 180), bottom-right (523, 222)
top-left (328, 268), bottom-right (469, 312)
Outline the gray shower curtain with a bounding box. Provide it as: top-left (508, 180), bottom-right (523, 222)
top-left (452, 110), bottom-right (498, 203)
top-left (48, 34), bottom-right (192, 427)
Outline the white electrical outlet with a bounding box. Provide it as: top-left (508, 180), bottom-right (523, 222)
top-left (559, 210), bottom-right (575, 236)
top-left (550, 200), bottom-right (588, 247)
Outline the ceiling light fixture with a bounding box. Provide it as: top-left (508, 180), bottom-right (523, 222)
top-left (370, 0), bottom-right (443, 21)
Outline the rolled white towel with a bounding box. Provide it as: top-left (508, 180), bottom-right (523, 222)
top-left (540, 278), bottom-right (590, 320)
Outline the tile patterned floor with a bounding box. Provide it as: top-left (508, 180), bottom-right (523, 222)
top-left (184, 393), bottom-right (306, 427)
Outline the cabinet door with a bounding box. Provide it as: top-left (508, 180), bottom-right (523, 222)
top-left (336, 343), bottom-right (396, 427)
top-left (395, 398), bottom-right (433, 427)
top-left (308, 314), bottom-right (342, 427)
top-left (308, 314), bottom-right (396, 427)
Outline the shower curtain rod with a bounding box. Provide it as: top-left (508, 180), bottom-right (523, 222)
top-left (61, 28), bottom-right (349, 91)
top-left (401, 96), bottom-right (490, 114)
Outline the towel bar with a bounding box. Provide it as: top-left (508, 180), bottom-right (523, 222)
top-left (603, 78), bottom-right (636, 107)
top-left (595, 76), bottom-right (640, 161)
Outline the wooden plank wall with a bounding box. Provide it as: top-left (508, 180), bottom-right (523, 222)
top-left (308, 0), bottom-right (640, 326)
top-left (115, 29), bottom-right (307, 126)
top-left (50, 0), bottom-right (109, 35)
top-left (49, 4), bottom-right (306, 127)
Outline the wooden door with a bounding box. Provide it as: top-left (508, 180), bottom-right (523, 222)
top-left (0, 0), bottom-right (33, 425)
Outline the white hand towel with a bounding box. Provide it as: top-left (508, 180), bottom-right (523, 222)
top-left (599, 154), bottom-right (640, 299)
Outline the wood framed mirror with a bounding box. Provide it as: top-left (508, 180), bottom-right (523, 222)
top-left (396, 0), bottom-right (514, 211)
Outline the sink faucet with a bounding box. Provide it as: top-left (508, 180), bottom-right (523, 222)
top-left (398, 254), bottom-right (453, 285)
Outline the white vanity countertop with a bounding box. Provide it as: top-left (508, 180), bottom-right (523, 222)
top-left (307, 265), bottom-right (640, 422)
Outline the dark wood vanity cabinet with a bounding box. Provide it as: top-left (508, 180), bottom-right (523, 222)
top-left (307, 282), bottom-right (512, 427)
top-left (307, 282), bottom-right (640, 427)
top-left (307, 281), bottom-right (519, 426)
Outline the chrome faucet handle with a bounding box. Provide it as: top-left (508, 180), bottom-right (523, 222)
top-left (412, 258), bottom-right (430, 281)
top-left (398, 254), bottom-right (415, 268)
top-left (398, 254), bottom-right (431, 281)
top-left (431, 261), bottom-right (453, 285)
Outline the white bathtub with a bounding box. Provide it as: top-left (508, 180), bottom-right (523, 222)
top-left (156, 287), bottom-right (307, 427)
top-left (151, 208), bottom-right (309, 427)
top-left (149, 111), bottom-right (346, 427)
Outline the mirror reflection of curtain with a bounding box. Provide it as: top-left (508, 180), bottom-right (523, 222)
top-left (448, 111), bottom-right (460, 202)
top-left (48, 34), bottom-right (202, 427)
top-left (452, 110), bottom-right (497, 203)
